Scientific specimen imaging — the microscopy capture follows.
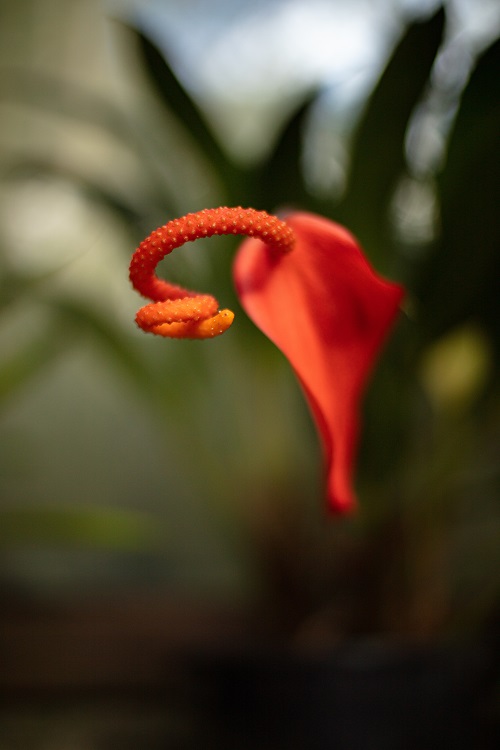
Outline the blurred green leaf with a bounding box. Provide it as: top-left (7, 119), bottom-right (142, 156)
top-left (0, 506), bottom-right (156, 548)
top-left (5, 160), bottom-right (147, 232)
top-left (340, 8), bottom-right (445, 269)
top-left (417, 37), bottom-right (500, 350)
top-left (0, 325), bottom-right (67, 409)
top-left (51, 299), bottom-right (153, 393)
top-left (0, 67), bottom-right (135, 144)
top-left (0, 69), bottom-right (179, 221)
top-left (0, 298), bottom-right (151, 410)
top-left (134, 27), bottom-right (238, 192)
top-left (249, 91), bottom-right (321, 211)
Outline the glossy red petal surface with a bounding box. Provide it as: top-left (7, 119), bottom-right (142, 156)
top-left (233, 212), bottom-right (404, 513)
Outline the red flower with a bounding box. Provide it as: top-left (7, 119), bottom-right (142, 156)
top-left (130, 207), bottom-right (404, 513)
top-left (234, 212), bottom-right (404, 513)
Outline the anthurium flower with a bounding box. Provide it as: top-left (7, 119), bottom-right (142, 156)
top-left (130, 207), bottom-right (404, 514)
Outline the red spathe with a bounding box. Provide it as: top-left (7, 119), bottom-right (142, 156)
top-left (234, 212), bottom-right (404, 513)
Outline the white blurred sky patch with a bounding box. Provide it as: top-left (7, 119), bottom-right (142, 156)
top-left (153, 0), bottom-right (399, 96)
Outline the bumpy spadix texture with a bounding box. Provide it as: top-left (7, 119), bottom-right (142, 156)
top-left (129, 207), bottom-right (294, 339)
top-left (234, 212), bottom-right (404, 513)
top-left (130, 206), bottom-right (403, 513)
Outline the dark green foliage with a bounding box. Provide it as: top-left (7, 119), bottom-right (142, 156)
top-left (134, 27), bottom-right (321, 211)
top-left (339, 9), bottom-right (445, 269)
top-left (248, 91), bottom-right (321, 211)
top-left (418, 37), bottom-right (500, 350)
top-left (136, 29), bottom-right (239, 193)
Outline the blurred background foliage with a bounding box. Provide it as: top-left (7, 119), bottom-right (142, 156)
top-left (0, 0), bottom-right (499, 644)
